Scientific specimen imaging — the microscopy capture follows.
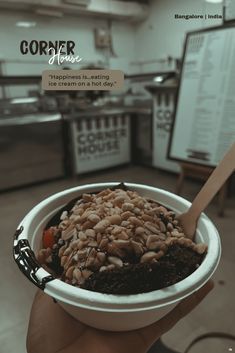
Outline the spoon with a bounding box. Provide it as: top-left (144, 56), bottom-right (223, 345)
top-left (178, 142), bottom-right (235, 240)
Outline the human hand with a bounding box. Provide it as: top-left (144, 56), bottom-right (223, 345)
top-left (27, 280), bottom-right (213, 353)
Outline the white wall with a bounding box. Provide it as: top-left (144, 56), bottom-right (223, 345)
top-left (0, 1), bottom-right (225, 96)
top-left (132, 0), bottom-right (223, 73)
top-left (0, 10), bottom-right (135, 75)
top-left (0, 9), bottom-right (135, 97)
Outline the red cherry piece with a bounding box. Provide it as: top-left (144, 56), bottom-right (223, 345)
top-left (42, 228), bottom-right (55, 249)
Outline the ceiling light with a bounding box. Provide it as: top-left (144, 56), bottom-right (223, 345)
top-left (154, 76), bottom-right (164, 83)
top-left (11, 98), bottom-right (38, 104)
top-left (16, 21), bottom-right (36, 28)
top-left (205, 0), bottom-right (223, 3)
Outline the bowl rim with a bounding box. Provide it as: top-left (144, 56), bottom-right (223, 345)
top-left (14, 182), bottom-right (221, 311)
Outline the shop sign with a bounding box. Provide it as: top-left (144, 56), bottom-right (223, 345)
top-left (153, 92), bottom-right (180, 173)
top-left (71, 115), bottom-right (130, 174)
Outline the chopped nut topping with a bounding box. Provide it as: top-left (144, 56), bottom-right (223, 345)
top-left (38, 187), bottom-right (207, 286)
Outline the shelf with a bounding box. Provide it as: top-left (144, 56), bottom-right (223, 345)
top-left (0, 76), bottom-right (41, 85)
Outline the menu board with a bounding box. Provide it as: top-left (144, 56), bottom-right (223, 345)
top-left (169, 26), bottom-right (235, 167)
top-left (224, 0), bottom-right (235, 22)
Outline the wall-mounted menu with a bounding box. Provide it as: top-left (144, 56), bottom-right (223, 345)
top-left (225, 0), bottom-right (235, 22)
top-left (169, 26), bottom-right (235, 167)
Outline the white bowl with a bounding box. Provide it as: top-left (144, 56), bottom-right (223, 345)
top-left (13, 182), bottom-right (221, 331)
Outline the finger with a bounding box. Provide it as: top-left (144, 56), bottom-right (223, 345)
top-left (27, 290), bottom-right (86, 353)
top-left (138, 280), bottom-right (214, 348)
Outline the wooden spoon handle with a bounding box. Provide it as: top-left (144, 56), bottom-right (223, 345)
top-left (187, 142), bottom-right (235, 222)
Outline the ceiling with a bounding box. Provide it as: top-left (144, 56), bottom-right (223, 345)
top-left (0, 0), bottom-right (149, 21)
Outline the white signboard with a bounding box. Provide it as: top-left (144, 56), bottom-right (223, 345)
top-left (153, 91), bottom-right (180, 173)
top-left (169, 26), bottom-right (235, 167)
top-left (71, 114), bottom-right (130, 174)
